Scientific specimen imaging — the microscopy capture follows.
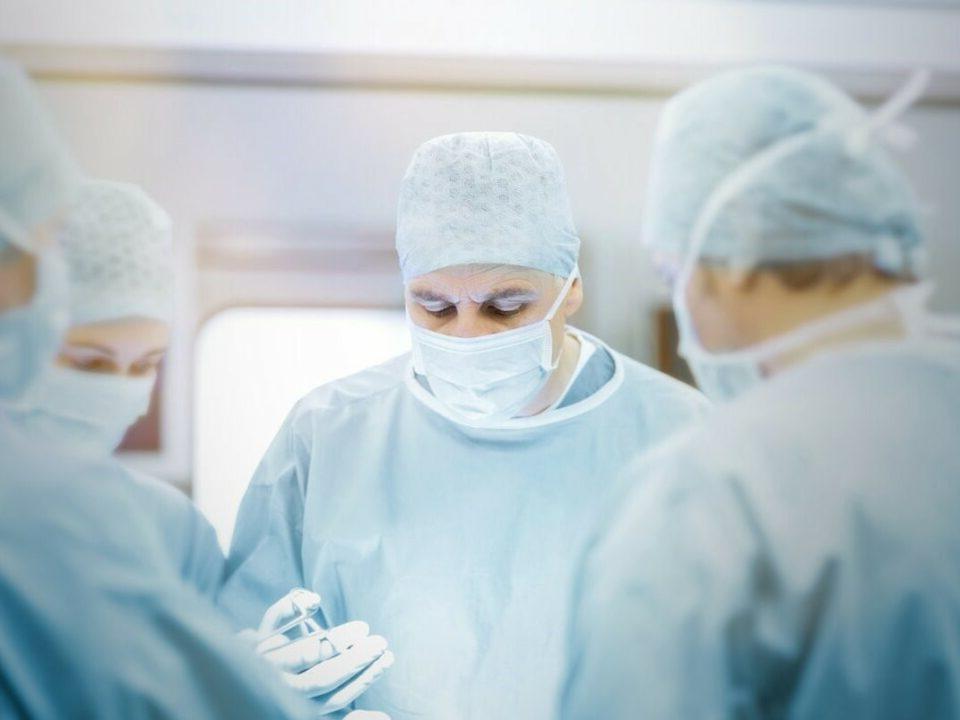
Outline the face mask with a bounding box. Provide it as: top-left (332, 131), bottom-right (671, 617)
top-left (409, 268), bottom-right (579, 424)
top-left (0, 247), bottom-right (67, 403)
top-left (18, 364), bottom-right (156, 455)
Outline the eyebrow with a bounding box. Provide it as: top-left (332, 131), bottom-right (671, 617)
top-left (409, 289), bottom-right (457, 304)
top-left (410, 287), bottom-right (540, 306)
top-left (474, 288), bottom-right (539, 304)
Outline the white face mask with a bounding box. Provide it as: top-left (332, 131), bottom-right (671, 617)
top-left (18, 364), bottom-right (156, 455)
top-left (0, 247), bottom-right (67, 403)
top-left (409, 268), bottom-right (579, 424)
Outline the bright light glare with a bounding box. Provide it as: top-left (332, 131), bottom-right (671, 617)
top-left (194, 307), bottom-right (409, 550)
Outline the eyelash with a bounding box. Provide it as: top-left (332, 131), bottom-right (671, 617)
top-left (71, 357), bottom-right (117, 373)
top-left (425, 304), bottom-right (524, 318)
top-left (486, 305), bottom-right (523, 317)
top-left (130, 360), bottom-right (160, 377)
top-left (64, 357), bottom-right (161, 375)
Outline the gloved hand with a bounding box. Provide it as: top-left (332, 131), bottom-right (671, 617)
top-left (251, 588), bottom-right (394, 717)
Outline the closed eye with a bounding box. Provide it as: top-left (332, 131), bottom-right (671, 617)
top-left (483, 303), bottom-right (525, 318)
top-left (423, 304), bottom-right (456, 318)
top-left (129, 359), bottom-right (161, 377)
top-left (65, 355), bottom-right (119, 374)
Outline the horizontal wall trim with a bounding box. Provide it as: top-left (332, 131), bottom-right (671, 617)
top-left (4, 44), bottom-right (960, 103)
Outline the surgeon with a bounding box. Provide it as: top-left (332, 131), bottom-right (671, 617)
top-left (562, 67), bottom-right (960, 719)
top-left (10, 178), bottom-right (225, 597)
top-left (0, 58), bottom-right (387, 720)
top-left (219, 131), bottom-right (708, 719)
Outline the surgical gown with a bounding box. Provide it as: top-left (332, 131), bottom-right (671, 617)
top-left (7, 404), bottom-right (226, 598)
top-left (562, 336), bottom-right (960, 719)
top-left (219, 336), bottom-right (707, 719)
top-left (0, 412), bottom-right (313, 720)
top-left (128, 469), bottom-right (225, 597)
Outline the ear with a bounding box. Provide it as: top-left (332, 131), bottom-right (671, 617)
top-left (562, 277), bottom-right (584, 318)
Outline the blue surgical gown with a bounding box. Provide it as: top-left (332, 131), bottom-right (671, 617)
top-left (8, 405), bottom-right (226, 598)
top-left (128, 469), bottom-right (225, 597)
top-left (0, 412), bottom-right (313, 719)
top-left (562, 336), bottom-right (960, 719)
top-left (219, 337), bottom-right (707, 719)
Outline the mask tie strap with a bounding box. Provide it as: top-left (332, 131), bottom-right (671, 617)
top-left (540, 266), bottom-right (581, 368)
top-left (847, 68), bottom-right (931, 154)
top-left (544, 266), bottom-right (581, 322)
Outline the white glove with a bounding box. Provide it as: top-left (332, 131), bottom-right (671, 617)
top-left (252, 588), bottom-right (394, 717)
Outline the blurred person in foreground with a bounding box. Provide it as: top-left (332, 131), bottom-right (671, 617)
top-left (563, 66), bottom-right (960, 719)
top-left (0, 57), bottom-right (387, 720)
top-left (10, 178), bottom-right (225, 597)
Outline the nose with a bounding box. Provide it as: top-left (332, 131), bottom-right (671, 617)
top-left (444, 305), bottom-right (498, 338)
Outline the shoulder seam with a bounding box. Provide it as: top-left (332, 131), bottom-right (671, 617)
top-left (290, 368), bottom-right (408, 419)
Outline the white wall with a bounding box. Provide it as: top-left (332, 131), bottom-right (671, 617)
top-left (4, 0), bottom-right (959, 74)
top-left (31, 75), bottom-right (960, 486)
top-left (194, 308), bottom-right (410, 549)
top-left (5, 0), bottom-right (958, 484)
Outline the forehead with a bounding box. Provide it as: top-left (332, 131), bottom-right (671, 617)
top-left (407, 264), bottom-right (553, 294)
top-left (64, 317), bottom-right (170, 351)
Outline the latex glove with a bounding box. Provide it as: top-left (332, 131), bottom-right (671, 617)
top-left (253, 588), bottom-right (394, 716)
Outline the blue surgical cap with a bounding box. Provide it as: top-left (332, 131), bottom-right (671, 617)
top-left (643, 66), bottom-right (924, 274)
top-left (396, 132), bottom-right (580, 281)
top-left (58, 179), bottom-right (174, 325)
top-left (0, 59), bottom-right (80, 253)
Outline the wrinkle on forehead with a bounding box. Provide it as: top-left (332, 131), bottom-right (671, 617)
top-left (407, 263), bottom-right (560, 304)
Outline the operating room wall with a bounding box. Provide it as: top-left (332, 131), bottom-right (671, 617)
top-left (33, 78), bottom-right (960, 482)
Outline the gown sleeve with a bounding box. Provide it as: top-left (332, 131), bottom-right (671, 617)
top-left (128, 471), bottom-right (227, 600)
top-left (183, 501), bottom-right (227, 599)
top-left (0, 429), bottom-right (315, 720)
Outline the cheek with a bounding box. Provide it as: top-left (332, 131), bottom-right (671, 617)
top-left (406, 303), bottom-right (442, 331)
top-left (685, 284), bottom-right (742, 352)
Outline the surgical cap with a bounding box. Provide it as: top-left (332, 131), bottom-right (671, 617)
top-left (396, 132), bottom-right (580, 281)
top-left (0, 58), bottom-right (80, 253)
top-left (59, 179), bottom-right (174, 325)
top-left (643, 66), bottom-right (923, 274)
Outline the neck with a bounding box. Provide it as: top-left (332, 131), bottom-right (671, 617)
top-left (517, 331), bottom-right (581, 417)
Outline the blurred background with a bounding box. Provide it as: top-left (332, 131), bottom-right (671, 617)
top-left (2, 0), bottom-right (957, 548)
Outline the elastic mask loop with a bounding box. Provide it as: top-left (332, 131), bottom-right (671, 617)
top-left (846, 69), bottom-right (930, 155)
top-left (545, 266), bottom-right (580, 321)
top-left (683, 68), bottom-right (931, 280)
